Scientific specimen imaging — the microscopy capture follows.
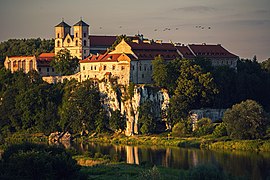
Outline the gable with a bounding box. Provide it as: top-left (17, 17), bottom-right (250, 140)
top-left (110, 39), bottom-right (134, 55)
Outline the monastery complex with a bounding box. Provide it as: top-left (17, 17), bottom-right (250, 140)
top-left (4, 20), bottom-right (239, 85)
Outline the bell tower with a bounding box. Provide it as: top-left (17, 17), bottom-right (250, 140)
top-left (55, 20), bottom-right (71, 55)
top-left (73, 19), bottom-right (90, 59)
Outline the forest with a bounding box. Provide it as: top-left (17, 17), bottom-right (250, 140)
top-left (0, 38), bottom-right (270, 142)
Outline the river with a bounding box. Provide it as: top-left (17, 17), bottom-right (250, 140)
top-left (71, 142), bottom-right (270, 179)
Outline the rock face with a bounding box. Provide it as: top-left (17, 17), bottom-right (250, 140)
top-left (98, 82), bottom-right (170, 136)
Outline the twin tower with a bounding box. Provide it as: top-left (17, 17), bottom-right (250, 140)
top-left (55, 20), bottom-right (90, 60)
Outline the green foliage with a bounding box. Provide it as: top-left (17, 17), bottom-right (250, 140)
top-left (0, 38), bottom-right (54, 65)
top-left (50, 49), bottom-right (79, 75)
top-left (128, 82), bottom-right (135, 98)
top-left (59, 80), bottom-right (103, 134)
top-left (168, 59), bottom-right (218, 126)
top-left (172, 121), bottom-right (191, 137)
top-left (0, 142), bottom-right (85, 180)
top-left (152, 56), bottom-right (181, 93)
top-left (139, 165), bottom-right (161, 180)
top-left (194, 118), bottom-right (215, 137)
top-left (109, 110), bottom-right (126, 132)
top-left (261, 58), bottom-right (270, 73)
top-left (213, 123), bottom-right (227, 137)
top-left (139, 101), bottom-right (156, 134)
top-left (223, 99), bottom-right (269, 140)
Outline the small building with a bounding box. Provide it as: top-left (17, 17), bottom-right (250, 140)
top-left (190, 108), bottom-right (226, 123)
top-left (4, 53), bottom-right (56, 77)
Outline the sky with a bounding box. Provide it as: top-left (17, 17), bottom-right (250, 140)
top-left (0, 0), bottom-right (269, 61)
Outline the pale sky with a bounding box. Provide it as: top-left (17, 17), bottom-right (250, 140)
top-left (0, 0), bottom-right (269, 61)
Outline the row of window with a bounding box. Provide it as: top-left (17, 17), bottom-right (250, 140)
top-left (133, 65), bottom-right (153, 71)
top-left (57, 32), bottom-right (87, 38)
top-left (82, 65), bottom-right (125, 71)
top-left (7, 60), bottom-right (34, 71)
top-left (56, 40), bottom-right (87, 47)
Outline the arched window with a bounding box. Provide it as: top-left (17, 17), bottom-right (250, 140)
top-left (22, 60), bottom-right (26, 72)
top-left (29, 60), bottom-right (33, 70)
top-left (67, 38), bottom-right (70, 43)
top-left (76, 40), bottom-right (78, 46)
top-left (57, 40), bottom-right (60, 47)
top-left (83, 40), bottom-right (87, 46)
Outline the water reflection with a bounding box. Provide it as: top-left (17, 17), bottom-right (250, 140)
top-left (72, 142), bottom-right (270, 179)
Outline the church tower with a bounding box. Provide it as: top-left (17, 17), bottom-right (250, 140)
top-left (73, 19), bottom-right (90, 59)
top-left (54, 20), bottom-right (71, 55)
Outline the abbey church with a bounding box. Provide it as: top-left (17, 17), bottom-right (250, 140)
top-left (4, 19), bottom-right (239, 85)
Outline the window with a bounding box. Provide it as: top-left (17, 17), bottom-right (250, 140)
top-left (52, 68), bottom-right (54, 72)
top-left (57, 40), bottom-right (60, 47)
top-left (139, 66), bottom-right (142, 71)
top-left (83, 40), bottom-right (87, 46)
top-left (67, 39), bottom-right (70, 43)
top-left (13, 61), bottom-right (16, 67)
top-left (76, 32), bottom-right (78, 37)
top-left (57, 33), bottom-right (60, 38)
top-left (38, 68), bottom-right (41, 72)
top-left (132, 65), bottom-right (135, 71)
top-left (91, 66), bottom-right (93, 70)
top-left (83, 66), bottom-right (85, 70)
top-left (22, 60), bottom-right (26, 71)
top-left (150, 65), bottom-right (152, 71)
top-left (103, 65), bottom-right (106, 70)
top-left (47, 68), bottom-right (49, 72)
top-left (94, 66), bottom-right (96, 70)
top-left (142, 74), bottom-right (144, 78)
top-left (112, 65), bottom-right (115, 70)
top-left (75, 40), bottom-right (78, 46)
top-left (84, 50), bottom-right (86, 53)
top-left (29, 60), bottom-right (33, 70)
top-left (84, 33), bottom-right (86, 37)
top-left (121, 66), bottom-right (125, 70)
top-left (144, 65), bottom-right (147, 71)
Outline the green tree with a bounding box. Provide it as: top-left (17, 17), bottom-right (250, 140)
top-left (0, 143), bottom-right (85, 180)
top-left (223, 99), bottom-right (269, 140)
top-left (261, 58), bottom-right (270, 73)
top-left (152, 55), bottom-right (169, 88)
top-left (139, 101), bottom-right (156, 134)
top-left (50, 49), bottom-right (79, 75)
top-left (59, 80), bottom-right (102, 133)
top-left (168, 59), bottom-right (218, 126)
top-left (109, 110), bottom-right (126, 132)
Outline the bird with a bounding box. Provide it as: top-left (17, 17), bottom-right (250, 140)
top-left (208, 27), bottom-right (211, 29)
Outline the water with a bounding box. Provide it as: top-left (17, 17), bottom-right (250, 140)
top-left (72, 142), bottom-right (270, 179)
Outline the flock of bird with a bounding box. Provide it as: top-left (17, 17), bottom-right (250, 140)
top-left (98, 25), bottom-right (212, 32)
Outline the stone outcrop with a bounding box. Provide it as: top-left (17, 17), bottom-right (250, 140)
top-left (98, 82), bottom-right (170, 136)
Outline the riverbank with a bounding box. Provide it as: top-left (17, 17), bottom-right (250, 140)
top-left (79, 133), bottom-right (270, 152)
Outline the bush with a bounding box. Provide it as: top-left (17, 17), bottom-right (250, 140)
top-left (213, 123), bottom-right (227, 137)
top-left (194, 118), bottom-right (215, 137)
top-left (0, 142), bottom-right (86, 180)
top-left (172, 122), bottom-right (190, 137)
top-left (223, 100), bottom-right (269, 140)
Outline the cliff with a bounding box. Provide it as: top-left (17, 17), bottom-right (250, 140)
top-left (98, 82), bottom-right (170, 136)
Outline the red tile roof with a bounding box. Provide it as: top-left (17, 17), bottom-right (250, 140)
top-left (188, 44), bottom-right (238, 58)
top-left (175, 46), bottom-right (195, 59)
top-left (37, 53), bottom-right (54, 67)
top-left (90, 36), bottom-right (117, 47)
top-left (38, 53), bottom-right (55, 58)
top-left (80, 53), bottom-right (121, 63)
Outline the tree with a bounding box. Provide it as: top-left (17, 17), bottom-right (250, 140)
top-left (261, 58), bottom-right (270, 73)
top-left (152, 55), bottom-right (169, 88)
top-left (223, 100), bottom-right (269, 140)
top-left (109, 110), bottom-right (126, 132)
top-left (0, 143), bottom-right (85, 180)
top-left (50, 49), bottom-right (79, 75)
top-left (139, 101), bottom-right (156, 134)
top-left (168, 59), bottom-right (218, 126)
top-left (59, 80), bottom-right (102, 133)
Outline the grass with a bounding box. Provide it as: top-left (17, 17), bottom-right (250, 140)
top-left (81, 133), bottom-right (270, 152)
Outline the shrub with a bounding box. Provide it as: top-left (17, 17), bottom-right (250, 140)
top-left (172, 122), bottom-right (190, 137)
top-left (213, 123), bottom-right (227, 137)
top-left (223, 100), bottom-right (269, 140)
top-left (188, 164), bottom-right (227, 180)
top-left (0, 142), bottom-right (86, 180)
top-left (194, 118), bottom-right (215, 137)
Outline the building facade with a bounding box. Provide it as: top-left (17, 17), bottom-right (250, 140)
top-left (55, 20), bottom-right (90, 60)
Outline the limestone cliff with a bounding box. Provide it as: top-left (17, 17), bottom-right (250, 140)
top-left (98, 82), bottom-right (170, 136)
